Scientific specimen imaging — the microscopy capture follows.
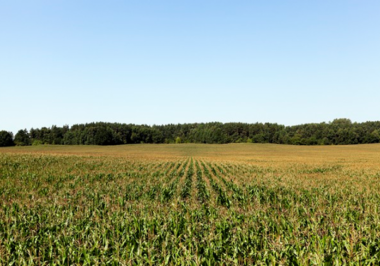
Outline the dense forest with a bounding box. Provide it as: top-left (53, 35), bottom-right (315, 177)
top-left (1, 118), bottom-right (380, 147)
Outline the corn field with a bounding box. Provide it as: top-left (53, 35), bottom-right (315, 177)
top-left (1, 150), bottom-right (380, 265)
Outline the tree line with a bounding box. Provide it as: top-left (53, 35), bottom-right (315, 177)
top-left (1, 118), bottom-right (380, 147)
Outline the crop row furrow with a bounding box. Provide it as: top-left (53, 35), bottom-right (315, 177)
top-left (160, 159), bottom-right (189, 202)
top-left (201, 161), bottom-right (231, 208)
top-left (180, 158), bottom-right (193, 200)
top-left (195, 160), bottom-right (210, 203)
top-left (210, 163), bottom-right (247, 203)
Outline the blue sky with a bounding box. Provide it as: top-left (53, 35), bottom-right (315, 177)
top-left (1, 1), bottom-right (379, 134)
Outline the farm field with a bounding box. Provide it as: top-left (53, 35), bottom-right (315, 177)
top-left (1, 144), bottom-right (380, 265)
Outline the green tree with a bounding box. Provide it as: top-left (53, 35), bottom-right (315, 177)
top-left (0, 131), bottom-right (14, 147)
top-left (331, 118), bottom-right (352, 126)
top-left (369, 130), bottom-right (380, 143)
top-left (14, 129), bottom-right (30, 146)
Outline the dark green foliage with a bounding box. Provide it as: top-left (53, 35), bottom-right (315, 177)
top-left (30, 125), bottom-right (69, 145)
top-left (0, 131), bottom-right (14, 147)
top-left (8, 118), bottom-right (380, 146)
top-left (14, 129), bottom-right (30, 146)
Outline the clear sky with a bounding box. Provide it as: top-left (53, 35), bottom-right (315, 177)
top-left (1, 1), bottom-right (379, 134)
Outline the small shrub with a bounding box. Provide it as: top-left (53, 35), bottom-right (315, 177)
top-left (32, 140), bottom-right (43, 146)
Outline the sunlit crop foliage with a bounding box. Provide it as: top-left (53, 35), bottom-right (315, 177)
top-left (1, 144), bottom-right (380, 265)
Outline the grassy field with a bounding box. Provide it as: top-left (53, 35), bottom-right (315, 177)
top-left (1, 144), bottom-right (380, 265)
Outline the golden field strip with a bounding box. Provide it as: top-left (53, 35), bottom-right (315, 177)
top-left (1, 144), bottom-right (380, 265)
